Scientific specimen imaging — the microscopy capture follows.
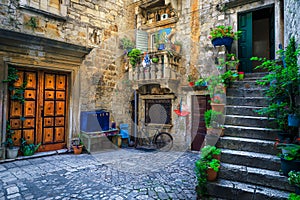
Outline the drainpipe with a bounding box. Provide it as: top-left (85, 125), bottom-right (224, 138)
top-left (134, 90), bottom-right (137, 143)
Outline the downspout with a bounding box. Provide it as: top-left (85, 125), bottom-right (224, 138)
top-left (134, 90), bottom-right (137, 143)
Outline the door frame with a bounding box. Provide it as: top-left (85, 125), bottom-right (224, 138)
top-left (236, 1), bottom-right (284, 70)
top-left (238, 4), bottom-right (275, 73)
top-left (1, 61), bottom-right (79, 152)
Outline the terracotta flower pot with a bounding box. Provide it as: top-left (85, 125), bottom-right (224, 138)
top-left (211, 103), bottom-right (225, 112)
top-left (212, 154), bottom-right (221, 160)
top-left (207, 167), bottom-right (219, 181)
top-left (73, 145), bottom-right (83, 154)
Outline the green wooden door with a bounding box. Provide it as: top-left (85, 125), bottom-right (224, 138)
top-left (238, 12), bottom-right (253, 73)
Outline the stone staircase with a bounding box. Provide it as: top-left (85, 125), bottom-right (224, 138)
top-left (208, 73), bottom-right (291, 199)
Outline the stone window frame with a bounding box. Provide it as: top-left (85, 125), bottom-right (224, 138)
top-left (144, 98), bottom-right (172, 125)
top-left (19, 0), bottom-right (67, 18)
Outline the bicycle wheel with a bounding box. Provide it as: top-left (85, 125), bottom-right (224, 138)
top-left (154, 132), bottom-right (173, 151)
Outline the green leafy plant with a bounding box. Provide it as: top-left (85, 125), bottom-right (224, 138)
top-left (288, 171), bottom-right (300, 187)
top-left (277, 144), bottom-right (300, 161)
top-left (195, 150), bottom-right (221, 197)
top-left (195, 78), bottom-right (207, 86)
top-left (208, 158), bottom-right (221, 172)
top-left (201, 145), bottom-right (221, 161)
top-left (3, 122), bottom-right (15, 148)
top-left (195, 158), bottom-right (208, 196)
top-left (251, 37), bottom-right (300, 132)
top-left (20, 138), bottom-right (41, 156)
top-left (26, 16), bottom-right (38, 29)
top-left (128, 48), bottom-right (142, 68)
top-left (289, 193), bottom-right (300, 200)
top-left (187, 75), bottom-right (193, 82)
top-left (120, 37), bottom-right (135, 52)
top-left (208, 25), bottom-right (242, 41)
top-left (2, 67), bottom-right (27, 104)
top-left (151, 57), bottom-right (159, 63)
top-left (204, 109), bottom-right (224, 128)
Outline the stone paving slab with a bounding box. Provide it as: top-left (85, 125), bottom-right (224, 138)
top-left (0, 149), bottom-right (200, 200)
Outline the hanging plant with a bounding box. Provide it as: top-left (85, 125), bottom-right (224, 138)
top-left (2, 67), bottom-right (27, 104)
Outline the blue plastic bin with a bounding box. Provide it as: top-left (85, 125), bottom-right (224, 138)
top-left (80, 110), bottom-right (110, 132)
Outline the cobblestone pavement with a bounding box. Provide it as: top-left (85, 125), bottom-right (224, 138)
top-left (0, 149), bottom-right (200, 200)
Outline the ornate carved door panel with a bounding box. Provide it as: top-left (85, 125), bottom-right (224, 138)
top-left (7, 67), bottom-right (69, 152)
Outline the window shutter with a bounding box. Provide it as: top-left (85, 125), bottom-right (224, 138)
top-left (136, 30), bottom-right (148, 53)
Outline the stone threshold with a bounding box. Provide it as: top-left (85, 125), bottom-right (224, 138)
top-left (0, 149), bottom-right (69, 164)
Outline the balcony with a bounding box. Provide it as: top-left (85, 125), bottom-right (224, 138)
top-left (129, 50), bottom-right (181, 89)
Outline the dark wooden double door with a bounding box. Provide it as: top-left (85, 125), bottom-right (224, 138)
top-left (191, 95), bottom-right (211, 151)
top-left (8, 67), bottom-right (69, 151)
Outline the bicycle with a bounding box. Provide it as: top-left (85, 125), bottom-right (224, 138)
top-left (134, 124), bottom-right (173, 151)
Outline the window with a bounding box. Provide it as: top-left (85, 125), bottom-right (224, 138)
top-left (145, 99), bottom-right (172, 125)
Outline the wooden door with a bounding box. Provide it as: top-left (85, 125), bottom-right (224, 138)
top-left (191, 95), bottom-right (211, 151)
top-left (7, 67), bottom-right (68, 152)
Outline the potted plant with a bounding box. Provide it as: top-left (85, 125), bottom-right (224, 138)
top-left (204, 109), bottom-right (225, 138)
top-left (187, 75), bottom-right (195, 87)
top-left (252, 37), bottom-right (300, 141)
top-left (201, 145), bottom-right (221, 161)
top-left (288, 171), bottom-right (300, 195)
top-left (195, 145), bottom-right (221, 198)
top-left (208, 25), bottom-right (242, 53)
top-left (20, 138), bottom-right (41, 156)
top-left (128, 48), bottom-right (142, 69)
top-left (206, 159), bottom-right (221, 181)
top-left (4, 122), bottom-right (19, 159)
top-left (225, 53), bottom-right (240, 71)
top-left (277, 144), bottom-right (300, 176)
top-left (72, 137), bottom-right (84, 154)
top-left (120, 37), bottom-right (135, 53)
top-left (195, 77), bottom-right (207, 88)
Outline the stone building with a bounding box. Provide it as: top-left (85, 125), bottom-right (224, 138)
top-left (0, 0), bottom-right (299, 157)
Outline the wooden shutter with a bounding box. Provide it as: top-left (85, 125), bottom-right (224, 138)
top-left (238, 12), bottom-right (253, 73)
top-left (136, 30), bottom-right (148, 53)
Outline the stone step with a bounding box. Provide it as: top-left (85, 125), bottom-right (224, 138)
top-left (207, 179), bottom-right (289, 200)
top-left (224, 125), bottom-right (279, 140)
top-left (230, 80), bottom-right (267, 89)
top-left (225, 105), bottom-right (264, 117)
top-left (244, 72), bottom-right (269, 79)
top-left (226, 88), bottom-right (266, 97)
top-left (225, 115), bottom-right (277, 129)
top-left (219, 163), bottom-right (294, 192)
top-left (220, 149), bottom-right (281, 171)
top-left (217, 136), bottom-right (279, 155)
top-left (226, 96), bottom-right (269, 106)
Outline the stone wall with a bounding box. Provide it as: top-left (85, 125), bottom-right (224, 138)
top-left (0, 0), bottom-right (131, 136)
top-left (284, 0), bottom-right (300, 135)
top-left (284, 0), bottom-right (300, 47)
top-left (0, 0), bottom-right (127, 47)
